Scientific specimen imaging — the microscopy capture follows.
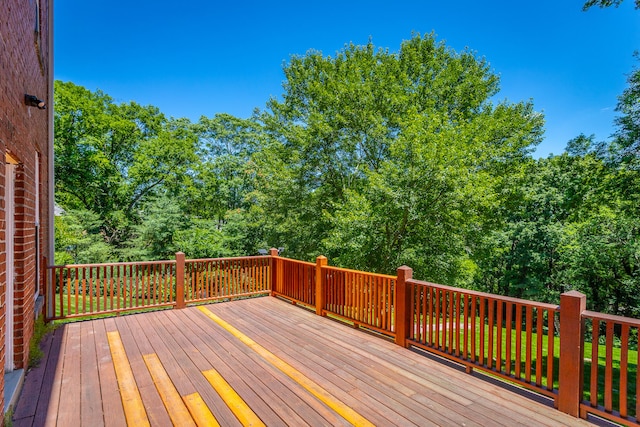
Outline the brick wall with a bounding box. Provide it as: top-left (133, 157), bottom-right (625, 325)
top-left (0, 0), bottom-right (52, 415)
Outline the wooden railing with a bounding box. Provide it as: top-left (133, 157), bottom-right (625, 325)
top-left (48, 260), bottom-right (177, 320)
top-left (184, 255), bottom-right (271, 304)
top-left (320, 265), bottom-right (396, 337)
top-left (580, 310), bottom-right (639, 426)
top-left (403, 278), bottom-right (559, 399)
top-left (46, 250), bottom-right (640, 425)
top-left (47, 253), bottom-right (271, 320)
top-left (272, 256), bottom-right (397, 337)
top-left (271, 257), bottom-right (316, 306)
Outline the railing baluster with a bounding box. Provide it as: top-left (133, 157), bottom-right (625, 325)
top-left (604, 321), bottom-right (614, 412)
top-left (488, 298), bottom-right (494, 369)
top-left (448, 290), bottom-right (454, 354)
top-left (590, 318), bottom-right (599, 407)
top-left (536, 308), bottom-right (543, 387)
top-left (455, 292), bottom-right (461, 358)
top-left (496, 300), bottom-right (503, 372)
top-left (479, 297), bottom-right (485, 366)
top-left (515, 304), bottom-right (522, 379)
top-left (505, 302), bottom-right (512, 377)
top-left (463, 294), bottom-right (469, 360)
top-left (88, 266), bottom-right (93, 314)
top-left (470, 295), bottom-right (477, 364)
top-left (525, 305), bottom-right (533, 383)
top-left (619, 323), bottom-right (629, 418)
top-left (546, 311), bottom-right (554, 391)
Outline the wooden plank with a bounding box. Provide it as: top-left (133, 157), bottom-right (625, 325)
top-left (268, 303), bottom-right (471, 427)
top-left (139, 310), bottom-right (296, 425)
top-left (142, 310), bottom-right (243, 427)
top-left (92, 319), bottom-right (127, 427)
top-left (177, 308), bottom-right (317, 426)
top-left (56, 322), bottom-right (82, 427)
top-left (129, 312), bottom-right (196, 396)
top-left (225, 297), bottom-right (584, 427)
top-left (80, 321), bottom-right (105, 427)
top-left (174, 306), bottom-right (339, 426)
top-left (12, 330), bottom-right (54, 420)
top-left (217, 300), bottom-right (479, 426)
top-left (289, 298), bottom-right (586, 426)
top-left (202, 368), bottom-right (266, 427)
top-left (183, 392), bottom-right (220, 427)
top-left (107, 331), bottom-right (150, 427)
top-left (198, 306), bottom-right (375, 427)
top-left (113, 316), bottom-right (172, 427)
top-left (143, 353), bottom-right (196, 427)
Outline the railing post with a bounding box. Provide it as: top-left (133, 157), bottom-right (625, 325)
top-left (558, 290), bottom-right (586, 417)
top-left (47, 263), bottom-right (54, 320)
top-left (395, 266), bottom-right (413, 347)
top-left (269, 248), bottom-right (279, 296)
top-left (315, 256), bottom-right (328, 316)
top-left (175, 252), bottom-right (186, 309)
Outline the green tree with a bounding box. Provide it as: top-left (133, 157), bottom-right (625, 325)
top-left (184, 114), bottom-right (263, 224)
top-left (583, 0), bottom-right (640, 9)
top-left (609, 56), bottom-right (640, 167)
top-left (54, 81), bottom-right (198, 251)
top-left (54, 209), bottom-right (113, 264)
top-left (257, 33), bottom-right (544, 282)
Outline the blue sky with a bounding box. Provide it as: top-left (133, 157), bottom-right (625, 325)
top-left (55, 1), bottom-right (639, 157)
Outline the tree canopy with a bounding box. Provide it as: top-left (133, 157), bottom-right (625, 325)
top-left (53, 33), bottom-right (640, 317)
top-left (583, 0), bottom-right (640, 9)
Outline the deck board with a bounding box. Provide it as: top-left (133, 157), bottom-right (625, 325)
top-left (215, 299), bottom-right (497, 426)
top-left (55, 322), bottom-right (81, 427)
top-left (92, 319), bottom-right (126, 427)
top-left (179, 307), bottom-right (341, 426)
top-left (80, 321), bottom-right (104, 427)
top-left (264, 304), bottom-right (520, 425)
top-left (13, 296), bottom-right (596, 426)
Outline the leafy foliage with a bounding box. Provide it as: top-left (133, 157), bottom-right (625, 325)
top-left (583, 0), bottom-right (640, 10)
top-left (53, 35), bottom-right (640, 318)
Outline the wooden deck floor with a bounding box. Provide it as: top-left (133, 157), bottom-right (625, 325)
top-left (13, 296), bottom-right (596, 426)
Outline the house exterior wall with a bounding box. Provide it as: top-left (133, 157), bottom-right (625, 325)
top-left (0, 0), bottom-right (52, 414)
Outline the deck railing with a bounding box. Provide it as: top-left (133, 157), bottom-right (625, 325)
top-left (320, 265), bottom-right (396, 337)
top-left (271, 256), bottom-right (316, 306)
top-left (46, 250), bottom-right (639, 425)
top-left (48, 260), bottom-right (177, 320)
top-left (580, 310), bottom-right (639, 425)
top-left (47, 253), bottom-right (271, 319)
top-left (184, 255), bottom-right (271, 304)
top-left (403, 278), bottom-right (559, 399)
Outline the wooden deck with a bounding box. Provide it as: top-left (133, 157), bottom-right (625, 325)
top-left (13, 296), bottom-right (597, 426)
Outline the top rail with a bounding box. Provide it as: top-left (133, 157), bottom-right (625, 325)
top-left (407, 278), bottom-right (559, 311)
top-left (324, 264), bottom-right (397, 280)
top-left (583, 310), bottom-right (640, 328)
top-left (187, 255), bottom-right (272, 263)
top-left (276, 256), bottom-right (316, 267)
top-left (49, 259), bottom-right (177, 269)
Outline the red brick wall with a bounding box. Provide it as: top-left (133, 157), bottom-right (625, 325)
top-left (0, 0), bottom-right (52, 414)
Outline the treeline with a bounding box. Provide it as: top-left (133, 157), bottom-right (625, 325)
top-left (54, 34), bottom-right (640, 317)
